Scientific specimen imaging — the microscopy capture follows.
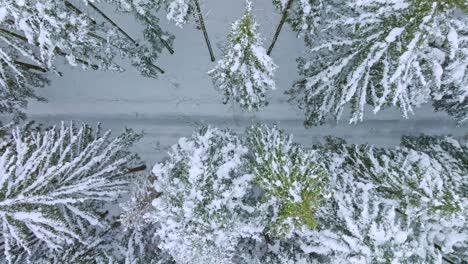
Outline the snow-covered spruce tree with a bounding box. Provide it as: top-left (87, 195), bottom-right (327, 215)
top-left (0, 122), bottom-right (141, 263)
top-left (16, 177), bottom-right (173, 264)
top-left (164, 0), bottom-right (215, 61)
top-left (289, 0), bottom-right (468, 126)
top-left (294, 177), bottom-right (439, 263)
top-left (232, 124), bottom-right (330, 264)
top-left (146, 125), bottom-right (329, 263)
top-left (237, 133), bottom-right (466, 263)
top-left (244, 125), bottom-right (329, 237)
top-left (147, 127), bottom-right (258, 264)
top-left (319, 135), bottom-right (467, 262)
top-left (0, 0), bottom-right (172, 118)
top-left (208, 2), bottom-right (277, 111)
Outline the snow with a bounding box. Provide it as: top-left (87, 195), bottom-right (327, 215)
top-left (447, 27), bottom-right (458, 59)
top-left (384, 27), bottom-right (404, 43)
top-left (0, 7), bottom-right (7, 22)
top-left (166, 0), bottom-right (190, 27)
top-left (0, 1), bottom-right (465, 262)
top-left (9, 0), bottom-right (463, 166)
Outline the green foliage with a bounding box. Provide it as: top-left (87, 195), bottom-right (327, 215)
top-left (246, 125), bottom-right (329, 235)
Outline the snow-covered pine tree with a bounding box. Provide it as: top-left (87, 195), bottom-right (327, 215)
top-left (90, 0), bottom-right (175, 76)
top-left (0, 0), bottom-right (172, 118)
top-left (293, 177), bottom-right (439, 263)
top-left (146, 127), bottom-right (257, 264)
top-left (15, 178), bottom-right (173, 264)
top-left (10, 231), bottom-right (119, 264)
top-left (320, 135), bottom-right (467, 262)
top-left (237, 126), bottom-right (435, 263)
top-left (288, 0), bottom-right (468, 126)
top-left (208, 1), bottom-right (277, 111)
top-left (0, 122), bottom-right (142, 263)
top-left (245, 124), bottom-right (329, 237)
top-left (399, 135), bottom-right (468, 263)
top-left (235, 132), bottom-right (466, 263)
top-left (238, 180), bottom-right (432, 263)
top-left (164, 0), bottom-right (215, 61)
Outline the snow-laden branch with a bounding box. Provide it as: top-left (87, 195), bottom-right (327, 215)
top-left (0, 122), bottom-right (140, 263)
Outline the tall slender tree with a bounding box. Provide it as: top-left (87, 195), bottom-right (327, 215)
top-left (208, 1), bottom-right (277, 111)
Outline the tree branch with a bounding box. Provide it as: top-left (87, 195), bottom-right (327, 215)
top-left (0, 27), bottom-right (99, 70)
top-left (127, 164), bottom-right (147, 173)
top-left (13, 60), bottom-right (47, 72)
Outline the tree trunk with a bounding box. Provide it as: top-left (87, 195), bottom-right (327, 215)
top-left (150, 63), bottom-right (165, 74)
top-left (13, 61), bottom-right (47, 72)
top-left (127, 164), bottom-right (147, 173)
top-left (267, 0), bottom-right (294, 55)
top-left (64, 1), bottom-right (97, 25)
top-left (193, 0), bottom-right (215, 62)
top-left (88, 2), bottom-right (138, 46)
top-left (0, 27), bottom-right (27, 42)
top-left (156, 31), bottom-right (175, 55)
